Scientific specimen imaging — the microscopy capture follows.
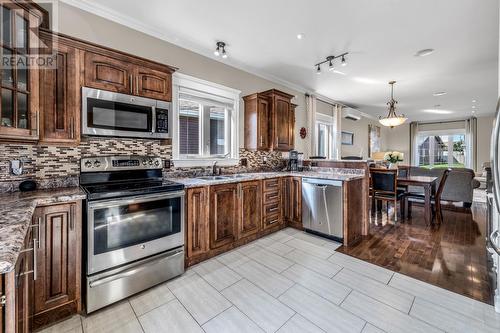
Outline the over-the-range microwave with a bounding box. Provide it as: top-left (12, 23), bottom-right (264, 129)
top-left (82, 87), bottom-right (171, 139)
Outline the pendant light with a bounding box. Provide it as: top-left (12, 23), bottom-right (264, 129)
top-left (379, 81), bottom-right (407, 128)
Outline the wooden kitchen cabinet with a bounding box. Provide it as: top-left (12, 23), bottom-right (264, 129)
top-left (84, 52), bottom-right (134, 94)
top-left (2, 219), bottom-right (34, 333)
top-left (39, 32), bottom-right (81, 145)
top-left (135, 66), bottom-right (172, 101)
top-left (283, 177), bottom-right (302, 229)
top-left (84, 51), bottom-right (173, 101)
top-left (209, 183), bottom-right (240, 249)
top-left (243, 89), bottom-right (295, 151)
top-left (0, 1), bottom-right (42, 142)
top-left (238, 181), bottom-right (262, 239)
top-left (243, 94), bottom-right (271, 150)
top-left (32, 202), bottom-right (81, 330)
top-left (186, 187), bottom-right (209, 263)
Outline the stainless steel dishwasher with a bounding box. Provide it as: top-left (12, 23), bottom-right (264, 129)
top-left (302, 178), bottom-right (343, 241)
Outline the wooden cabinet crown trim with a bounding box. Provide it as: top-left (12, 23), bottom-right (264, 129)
top-left (39, 29), bottom-right (178, 74)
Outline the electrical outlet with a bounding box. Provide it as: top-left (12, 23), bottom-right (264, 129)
top-left (10, 160), bottom-right (23, 175)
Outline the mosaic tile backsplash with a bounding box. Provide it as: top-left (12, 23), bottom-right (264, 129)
top-left (0, 138), bottom-right (285, 192)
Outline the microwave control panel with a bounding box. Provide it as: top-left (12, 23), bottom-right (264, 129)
top-left (156, 108), bottom-right (169, 133)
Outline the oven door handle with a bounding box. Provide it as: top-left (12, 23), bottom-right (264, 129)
top-left (89, 249), bottom-right (184, 288)
top-left (88, 191), bottom-right (185, 209)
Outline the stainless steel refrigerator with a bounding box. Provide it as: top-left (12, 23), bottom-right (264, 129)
top-left (488, 99), bottom-right (500, 312)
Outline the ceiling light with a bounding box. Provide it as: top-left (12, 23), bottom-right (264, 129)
top-left (297, 33), bottom-right (304, 40)
top-left (472, 99), bottom-right (477, 103)
top-left (433, 91), bottom-right (447, 96)
top-left (341, 56), bottom-right (347, 67)
top-left (379, 81), bottom-right (407, 128)
top-left (316, 64), bottom-right (321, 74)
top-left (214, 41), bottom-right (227, 59)
top-left (314, 53), bottom-right (348, 74)
top-left (352, 77), bottom-right (381, 84)
top-left (415, 48), bottom-right (435, 57)
top-left (328, 60), bottom-right (334, 71)
top-left (423, 109), bottom-right (453, 114)
top-left (472, 105), bottom-right (476, 109)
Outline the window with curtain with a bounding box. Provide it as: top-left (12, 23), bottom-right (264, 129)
top-left (173, 74), bottom-right (240, 166)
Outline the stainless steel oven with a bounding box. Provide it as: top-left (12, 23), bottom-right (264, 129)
top-left (87, 191), bottom-right (184, 275)
top-left (82, 87), bottom-right (171, 139)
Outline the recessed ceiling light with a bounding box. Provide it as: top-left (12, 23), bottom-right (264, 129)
top-left (472, 105), bottom-right (476, 109)
top-left (415, 48), bottom-right (435, 57)
top-left (352, 77), bottom-right (381, 84)
top-left (297, 33), bottom-right (304, 40)
top-left (423, 109), bottom-right (453, 114)
top-left (472, 99), bottom-right (477, 103)
top-left (433, 91), bottom-right (447, 96)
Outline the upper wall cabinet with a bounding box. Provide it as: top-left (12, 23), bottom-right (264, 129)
top-left (84, 52), bottom-right (134, 94)
top-left (84, 51), bottom-right (174, 101)
top-left (243, 89), bottom-right (295, 151)
top-left (39, 32), bottom-right (81, 145)
top-left (0, 1), bottom-right (43, 142)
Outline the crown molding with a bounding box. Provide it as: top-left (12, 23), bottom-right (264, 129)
top-left (58, 0), bottom-right (351, 106)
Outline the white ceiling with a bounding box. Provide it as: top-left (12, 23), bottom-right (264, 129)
top-left (64, 0), bottom-right (499, 121)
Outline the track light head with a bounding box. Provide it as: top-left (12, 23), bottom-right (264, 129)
top-left (341, 56), bottom-right (347, 67)
top-left (328, 60), bottom-right (334, 71)
top-left (316, 64), bottom-right (321, 74)
top-left (214, 41), bottom-right (227, 58)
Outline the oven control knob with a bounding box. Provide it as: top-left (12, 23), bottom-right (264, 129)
top-left (154, 160), bottom-right (160, 167)
top-left (142, 160), bottom-right (147, 166)
top-left (140, 244), bottom-right (145, 249)
top-left (84, 161), bottom-right (92, 168)
top-left (148, 160), bottom-right (153, 166)
top-left (94, 160), bottom-right (101, 168)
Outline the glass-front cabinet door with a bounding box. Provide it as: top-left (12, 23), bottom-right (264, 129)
top-left (0, 1), bottom-right (40, 141)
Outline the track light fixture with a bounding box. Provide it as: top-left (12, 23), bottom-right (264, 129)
top-left (314, 52), bottom-right (348, 74)
top-left (214, 41), bottom-right (228, 59)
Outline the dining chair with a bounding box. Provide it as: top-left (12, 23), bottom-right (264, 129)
top-left (370, 168), bottom-right (406, 222)
top-left (405, 168), bottom-right (451, 224)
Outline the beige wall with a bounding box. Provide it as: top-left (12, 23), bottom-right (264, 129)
top-left (384, 117), bottom-right (493, 171)
top-left (477, 116), bottom-right (494, 171)
top-left (55, 3), bottom-right (309, 155)
top-left (385, 124), bottom-right (411, 164)
top-left (341, 117), bottom-right (388, 160)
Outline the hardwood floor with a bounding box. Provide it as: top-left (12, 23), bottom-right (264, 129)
top-left (338, 201), bottom-right (493, 305)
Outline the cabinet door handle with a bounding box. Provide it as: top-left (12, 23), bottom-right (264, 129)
top-left (33, 239), bottom-right (37, 281)
top-left (70, 118), bottom-right (74, 139)
top-left (268, 207), bottom-right (278, 212)
top-left (36, 217), bottom-right (41, 249)
top-left (269, 219), bottom-right (278, 224)
top-left (136, 75), bottom-right (139, 93)
top-left (129, 74), bottom-right (133, 92)
top-left (260, 135), bottom-right (263, 146)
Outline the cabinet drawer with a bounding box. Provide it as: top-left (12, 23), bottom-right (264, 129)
top-left (264, 213), bottom-right (280, 226)
top-left (264, 202), bottom-right (281, 216)
top-left (263, 178), bottom-right (280, 192)
top-left (264, 191), bottom-right (280, 203)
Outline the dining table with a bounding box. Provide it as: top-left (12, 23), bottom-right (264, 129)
top-left (397, 175), bottom-right (438, 225)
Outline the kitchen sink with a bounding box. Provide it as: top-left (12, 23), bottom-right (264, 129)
top-left (196, 176), bottom-right (229, 180)
top-left (224, 174), bottom-right (250, 179)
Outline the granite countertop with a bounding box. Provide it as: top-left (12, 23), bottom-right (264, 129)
top-left (0, 187), bottom-right (86, 274)
top-left (172, 170), bottom-right (365, 188)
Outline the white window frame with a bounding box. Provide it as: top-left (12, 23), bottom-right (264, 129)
top-left (414, 129), bottom-right (467, 167)
top-left (172, 73), bottom-right (241, 167)
top-left (315, 113), bottom-right (335, 159)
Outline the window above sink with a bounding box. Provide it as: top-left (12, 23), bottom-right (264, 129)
top-left (172, 73), bottom-right (241, 168)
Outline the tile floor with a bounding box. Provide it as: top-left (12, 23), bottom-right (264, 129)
top-left (41, 228), bottom-right (500, 333)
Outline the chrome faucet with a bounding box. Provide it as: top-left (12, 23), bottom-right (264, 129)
top-left (212, 161), bottom-right (219, 175)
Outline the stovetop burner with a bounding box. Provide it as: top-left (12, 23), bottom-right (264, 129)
top-left (80, 156), bottom-right (184, 200)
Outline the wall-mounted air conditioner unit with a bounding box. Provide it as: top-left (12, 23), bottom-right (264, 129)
top-left (342, 108), bottom-right (362, 121)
